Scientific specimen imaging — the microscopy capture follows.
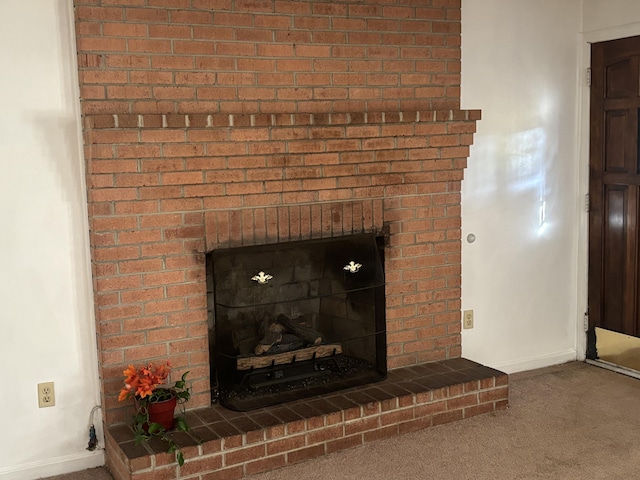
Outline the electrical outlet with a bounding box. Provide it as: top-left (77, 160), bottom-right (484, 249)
top-left (463, 310), bottom-right (474, 329)
top-left (38, 382), bottom-right (55, 408)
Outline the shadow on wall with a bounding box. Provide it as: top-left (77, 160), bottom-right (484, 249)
top-left (28, 106), bottom-right (104, 458)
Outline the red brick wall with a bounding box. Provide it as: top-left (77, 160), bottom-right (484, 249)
top-left (73, 0), bottom-right (476, 427)
top-left (74, 0), bottom-right (461, 115)
top-left (84, 111), bottom-right (477, 425)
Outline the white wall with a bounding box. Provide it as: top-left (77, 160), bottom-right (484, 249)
top-left (460, 0), bottom-right (583, 373)
top-left (0, 1), bottom-right (104, 478)
top-left (583, 0), bottom-right (640, 33)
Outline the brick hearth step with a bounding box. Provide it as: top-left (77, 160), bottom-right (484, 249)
top-left (106, 358), bottom-right (508, 480)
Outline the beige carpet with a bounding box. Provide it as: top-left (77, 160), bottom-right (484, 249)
top-left (43, 467), bottom-right (112, 480)
top-left (47, 362), bottom-right (640, 480)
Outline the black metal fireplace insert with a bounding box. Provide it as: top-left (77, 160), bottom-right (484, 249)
top-left (207, 233), bottom-right (387, 411)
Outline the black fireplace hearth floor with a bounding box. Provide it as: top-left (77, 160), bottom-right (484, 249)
top-left (106, 358), bottom-right (509, 480)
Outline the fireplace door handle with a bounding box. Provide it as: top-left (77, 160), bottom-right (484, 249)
top-left (343, 261), bottom-right (362, 273)
top-left (251, 271), bottom-right (273, 284)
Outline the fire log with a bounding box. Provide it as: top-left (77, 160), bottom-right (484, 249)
top-left (238, 343), bottom-right (343, 370)
top-left (254, 317), bottom-right (287, 354)
top-left (254, 331), bottom-right (282, 354)
top-left (277, 314), bottom-right (323, 345)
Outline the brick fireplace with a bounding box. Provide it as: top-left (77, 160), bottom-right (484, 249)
top-left (74, 1), bottom-right (508, 478)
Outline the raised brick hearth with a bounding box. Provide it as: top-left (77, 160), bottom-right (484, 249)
top-left (107, 359), bottom-right (507, 480)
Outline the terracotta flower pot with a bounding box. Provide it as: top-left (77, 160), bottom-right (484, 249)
top-left (148, 395), bottom-right (177, 430)
top-left (136, 393), bottom-right (177, 432)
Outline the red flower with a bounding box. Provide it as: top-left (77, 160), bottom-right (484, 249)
top-left (118, 362), bottom-right (172, 401)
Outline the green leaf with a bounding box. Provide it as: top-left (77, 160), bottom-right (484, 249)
top-left (175, 417), bottom-right (188, 431)
top-left (177, 451), bottom-right (185, 467)
top-left (133, 434), bottom-right (149, 445)
top-left (148, 422), bottom-right (163, 434)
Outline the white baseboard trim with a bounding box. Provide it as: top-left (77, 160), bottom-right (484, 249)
top-left (0, 450), bottom-right (105, 480)
top-left (486, 349), bottom-right (578, 374)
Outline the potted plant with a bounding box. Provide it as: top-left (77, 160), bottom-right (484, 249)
top-left (118, 362), bottom-right (191, 466)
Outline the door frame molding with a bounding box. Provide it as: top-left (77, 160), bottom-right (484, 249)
top-left (578, 22), bottom-right (640, 360)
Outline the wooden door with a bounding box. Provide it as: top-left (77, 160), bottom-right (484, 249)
top-left (589, 35), bottom-right (640, 351)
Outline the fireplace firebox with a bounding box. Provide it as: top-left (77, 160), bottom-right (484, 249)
top-left (207, 233), bottom-right (387, 411)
